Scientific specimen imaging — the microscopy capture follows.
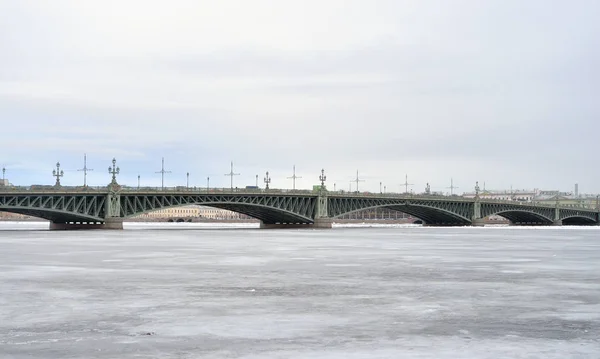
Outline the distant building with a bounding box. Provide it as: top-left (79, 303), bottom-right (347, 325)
top-left (534, 193), bottom-right (599, 209)
top-left (338, 207), bottom-right (413, 220)
top-left (134, 205), bottom-right (253, 220)
top-left (0, 211), bottom-right (33, 220)
top-left (461, 188), bottom-right (599, 209)
top-left (463, 189), bottom-right (537, 202)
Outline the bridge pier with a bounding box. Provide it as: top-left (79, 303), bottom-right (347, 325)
top-left (471, 218), bottom-right (486, 227)
top-left (49, 218), bottom-right (124, 230)
top-left (553, 220), bottom-right (563, 226)
top-left (260, 218), bottom-right (332, 229)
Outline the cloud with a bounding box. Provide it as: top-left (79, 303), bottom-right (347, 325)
top-left (1, 0), bottom-right (599, 193)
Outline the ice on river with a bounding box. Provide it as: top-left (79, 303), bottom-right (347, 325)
top-left (0, 222), bottom-right (599, 358)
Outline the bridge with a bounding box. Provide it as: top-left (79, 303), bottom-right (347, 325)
top-left (1, 185), bottom-right (598, 230)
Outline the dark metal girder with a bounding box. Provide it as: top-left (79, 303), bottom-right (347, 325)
top-left (561, 216), bottom-right (597, 225)
top-left (493, 211), bottom-right (553, 225)
top-left (120, 193), bottom-right (316, 224)
top-left (328, 197), bottom-right (472, 225)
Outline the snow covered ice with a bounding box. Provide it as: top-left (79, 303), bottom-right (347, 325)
top-left (0, 222), bottom-right (599, 358)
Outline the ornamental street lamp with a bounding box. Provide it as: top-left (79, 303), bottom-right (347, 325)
top-left (108, 158), bottom-right (120, 185)
top-left (264, 171), bottom-right (271, 190)
top-left (52, 162), bottom-right (64, 187)
top-left (319, 169), bottom-right (327, 193)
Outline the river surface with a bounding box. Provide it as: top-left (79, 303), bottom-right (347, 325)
top-left (1, 222), bottom-right (599, 358)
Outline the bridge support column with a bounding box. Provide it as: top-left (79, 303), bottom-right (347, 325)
top-left (470, 197), bottom-right (484, 226)
top-left (314, 218), bottom-right (333, 228)
top-left (553, 201), bottom-right (561, 226)
top-left (471, 218), bottom-right (486, 227)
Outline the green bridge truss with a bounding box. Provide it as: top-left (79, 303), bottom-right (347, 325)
top-left (0, 188), bottom-right (598, 227)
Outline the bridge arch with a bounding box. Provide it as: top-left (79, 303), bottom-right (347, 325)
top-left (0, 206), bottom-right (103, 223)
top-left (491, 210), bottom-right (554, 225)
top-left (331, 203), bottom-right (471, 226)
top-left (561, 215), bottom-right (597, 225)
top-left (121, 195), bottom-right (317, 225)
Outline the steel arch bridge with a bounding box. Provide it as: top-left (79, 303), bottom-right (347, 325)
top-left (0, 187), bottom-right (598, 229)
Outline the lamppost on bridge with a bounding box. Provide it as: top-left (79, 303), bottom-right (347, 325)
top-left (475, 181), bottom-right (480, 200)
top-left (2, 166), bottom-right (5, 184)
top-left (446, 178), bottom-right (458, 196)
top-left (155, 157), bottom-right (171, 190)
top-left (186, 172), bottom-right (190, 188)
top-left (425, 183), bottom-right (431, 195)
top-left (264, 171), bottom-right (271, 190)
top-left (255, 174), bottom-right (258, 187)
top-left (287, 165), bottom-right (302, 191)
top-left (224, 161), bottom-right (240, 192)
top-left (78, 154), bottom-right (93, 187)
top-left (108, 158), bottom-right (120, 186)
top-left (352, 170), bottom-right (364, 193)
top-left (334, 183), bottom-right (336, 191)
top-left (207, 176), bottom-right (210, 193)
top-left (401, 174), bottom-right (413, 194)
top-left (380, 181), bottom-right (382, 194)
top-left (52, 162), bottom-right (64, 187)
top-left (384, 185), bottom-right (386, 194)
top-left (137, 175), bottom-right (140, 189)
top-left (319, 169), bottom-right (327, 193)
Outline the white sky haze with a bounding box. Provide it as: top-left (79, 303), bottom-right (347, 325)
top-left (1, 0), bottom-right (599, 193)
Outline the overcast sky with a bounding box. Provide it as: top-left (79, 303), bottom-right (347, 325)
top-left (1, 0), bottom-right (598, 194)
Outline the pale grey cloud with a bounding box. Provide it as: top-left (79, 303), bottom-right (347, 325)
top-left (1, 0), bottom-right (598, 193)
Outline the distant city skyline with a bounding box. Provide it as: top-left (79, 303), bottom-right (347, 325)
top-left (1, 1), bottom-right (598, 192)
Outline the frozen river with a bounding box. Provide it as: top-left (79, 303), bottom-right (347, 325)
top-left (1, 222), bottom-right (599, 358)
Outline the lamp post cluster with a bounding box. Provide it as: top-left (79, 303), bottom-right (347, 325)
top-left (1, 154), bottom-right (488, 196)
top-left (39, 158), bottom-right (495, 198)
top-left (4, 157), bottom-right (595, 209)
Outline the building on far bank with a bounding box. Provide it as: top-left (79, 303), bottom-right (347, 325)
top-left (337, 207), bottom-right (414, 221)
top-left (462, 189), bottom-right (537, 202)
top-left (133, 205), bottom-right (253, 220)
top-left (0, 211), bottom-right (33, 220)
top-left (461, 187), bottom-right (599, 209)
top-left (534, 192), bottom-right (599, 209)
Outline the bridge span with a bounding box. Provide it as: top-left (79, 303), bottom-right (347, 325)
top-left (1, 185), bottom-right (598, 230)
